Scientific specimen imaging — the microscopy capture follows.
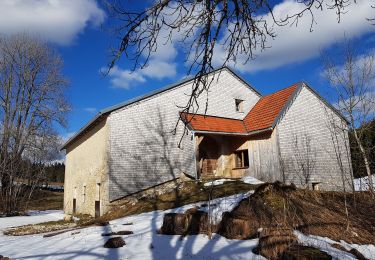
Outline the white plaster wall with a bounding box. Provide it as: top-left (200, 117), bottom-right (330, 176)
top-left (64, 119), bottom-right (109, 216)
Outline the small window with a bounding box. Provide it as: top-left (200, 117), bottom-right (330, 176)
top-left (312, 182), bottom-right (320, 191)
top-left (235, 99), bottom-right (244, 112)
top-left (96, 183), bottom-right (101, 201)
top-left (234, 150), bottom-right (249, 168)
top-left (83, 185), bottom-right (86, 203)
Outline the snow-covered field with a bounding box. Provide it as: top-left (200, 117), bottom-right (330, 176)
top-left (0, 199), bottom-right (263, 260)
top-left (0, 210), bottom-right (64, 230)
top-left (354, 175), bottom-right (375, 191)
top-left (1, 177), bottom-right (374, 260)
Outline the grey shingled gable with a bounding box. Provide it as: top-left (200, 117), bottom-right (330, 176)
top-left (61, 66), bottom-right (261, 149)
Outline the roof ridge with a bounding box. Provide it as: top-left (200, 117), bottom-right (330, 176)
top-left (260, 82), bottom-right (302, 97)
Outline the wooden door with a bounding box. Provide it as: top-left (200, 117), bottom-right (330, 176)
top-left (73, 199), bottom-right (76, 214)
top-left (95, 201), bottom-right (100, 218)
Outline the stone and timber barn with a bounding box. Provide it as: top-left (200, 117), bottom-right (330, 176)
top-left (62, 67), bottom-right (352, 217)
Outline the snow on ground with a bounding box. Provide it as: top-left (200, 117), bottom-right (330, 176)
top-left (197, 192), bottom-right (253, 224)
top-left (0, 197), bottom-right (264, 260)
top-left (203, 179), bottom-right (234, 187)
top-left (203, 176), bottom-right (264, 187)
top-left (242, 176), bottom-right (264, 185)
top-left (354, 175), bottom-right (375, 191)
top-left (0, 210), bottom-right (64, 230)
top-left (294, 231), bottom-right (375, 260)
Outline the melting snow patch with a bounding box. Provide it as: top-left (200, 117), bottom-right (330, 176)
top-left (203, 179), bottom-right (233, 187)
top-left (198, 191), bottom-right (253, 224)
top-left (294, 230), bottom-right (375, 260)
top-left (242, 176), bottom-right (264, 185)
top-left (354, 175), bottom-right (375, 191)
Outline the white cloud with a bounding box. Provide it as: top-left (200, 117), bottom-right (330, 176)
top-left (214, 0), bottom-right (375, 73)
top-left (105, 2), bottom-right (200, 89)
top-left (83, 107), bottom-right (97, 114)
top-left (0, 0), bottom-right (105, 45)
top-left (107, 61), bottom-right (178, 89)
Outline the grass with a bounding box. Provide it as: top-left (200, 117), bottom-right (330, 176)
top-left (27, 189), bottom-right (64, 211)
top-left (222, 182), bottom-right (375, 245)
top-left (4, 220), bottom-right (76, 236)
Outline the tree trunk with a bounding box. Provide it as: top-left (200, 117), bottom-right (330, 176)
top-left (353, 128), bottom-right (373, 192)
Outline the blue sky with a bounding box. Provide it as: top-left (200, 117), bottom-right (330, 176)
top-left (0, 0), bottom-right (374, 140)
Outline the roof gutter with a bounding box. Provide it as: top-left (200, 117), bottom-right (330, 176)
top-left (192, 127), bottom-right (273, 137)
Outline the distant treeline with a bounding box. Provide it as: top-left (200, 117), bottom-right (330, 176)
top-left (350, 119), bottom-right (375, 178)
top-left (44, 162), bottom-right (65, 183)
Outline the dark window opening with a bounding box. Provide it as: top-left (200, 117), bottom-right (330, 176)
top-left (234, 150), bottom-right (249, 168)
top-left (235, 99), bottom-right (244, 112)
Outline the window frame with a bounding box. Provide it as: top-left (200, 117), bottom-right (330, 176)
top-left (233, 149), bottom-right (249, 169)
top-left (235, 99), bottom-right (244, 113)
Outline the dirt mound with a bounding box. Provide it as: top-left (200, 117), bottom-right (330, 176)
top-left (282, 244), bottom-right (332, 260)
top-left (218, 182), bottom-right (375, 245)
top-left (217, 213), bottom-right (256, 239)
top-left (253, 227), bottom-right (298, 259)
top-left (104, 237), bottom-right (126, 248)
top-left (159, 208), bottom-right (209, 236)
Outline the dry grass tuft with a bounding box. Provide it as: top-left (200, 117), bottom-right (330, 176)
top-left (4, 220), bottom-right (76, 236)
top-left (220, 182), bottom-right (375, 245)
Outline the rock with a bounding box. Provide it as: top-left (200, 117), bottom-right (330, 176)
top-left (104, 237), bottom-right (126, 248)
top-left (102, 230), bottom-right (134, 236)
top-left (0, 256), bottom-right (10, 260)
top-left (253, 227), bottom-right (298, 259)
top-left (218, 212), bottom-right (255, 239)
top-left (95, 221), bottom-right (109, 226)
top-left (159, 210), bottom-right (209, 235)
top-left (159, 213), bottom-right (188, 235)
top-left (349, 248), bottom-right (368, 260)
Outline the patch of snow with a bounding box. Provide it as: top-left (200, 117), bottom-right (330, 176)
top-left (72, 216), bottom-right (80, 222)
top-left (0, 197), bottom-right (264, 260)
top-left (242, 176), bottom-right (264, 185)
top-left (197, 192), bottom-right (253, 224)
top-left (354, 175), bottom-right (375, 191)
top-left (0, 210), bottom-right (64, 231)
top-left (339, 240), bottom-right (375, 260)
top-left (203, 179), bottom-right (233, 187)
top-left (294, 231), bottom-right (375, 260)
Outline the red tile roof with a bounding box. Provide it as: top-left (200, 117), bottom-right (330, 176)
top-left (182, 84), bottom-right (298, 134)
top-left (243, 84), bottom-right (298, 132)
top-left (181, 113), bottom-right (247, 134)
